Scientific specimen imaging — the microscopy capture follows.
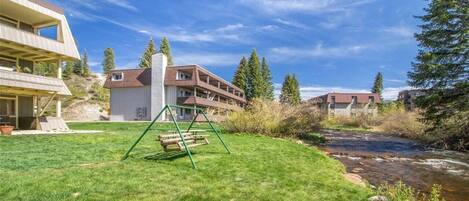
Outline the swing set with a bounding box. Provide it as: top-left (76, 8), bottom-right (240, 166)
top-left (121, 104), bottom-right (231, 169)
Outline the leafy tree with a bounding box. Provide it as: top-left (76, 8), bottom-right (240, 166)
top-left (408, 0), bottom-right (468, 150)
top-left (159, 37), bottom-right (173, 65)
top-left (102, 48), bottom-right (115, 74)
top-left (371, 72), bottom-right (383, 99)
top-left (261, 57), bottom-right (274, 100)
top-left (280, 74), bottom-right (301, 105)
top-left (62, 61), bottom-right (74, 79)
top-left (81, 52), bottom-right (91, 77)
top-left (232, 57), bottom-right (248, 93)
top-left (138, 38), bottom-right (157, 68)
top-left (34, 62), bottom-right (57, 77)
top-left (247, 49), bottom-right (264, 100)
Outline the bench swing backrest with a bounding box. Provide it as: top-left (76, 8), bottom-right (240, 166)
top-left (158, 132), bottom-right (209, 152)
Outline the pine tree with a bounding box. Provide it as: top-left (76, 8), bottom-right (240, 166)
top-left (72, 58), bottom-right (83, 75)
top-left (102, 48), bottom-right (115, 74)
top-left (81, 52), bottom-right (90, 77)
top-left (408, 0), bottom-right (468, 149)
top-left (138, 38), bottom-right (156, 68)
top-left (371, 72), bottom-right (383, 99)
top-left (159, 37), bottom-right (173, 65)
top-left (280, 74), bottom-right (301, 105)
top-left (261, 57), bottom-right (274, 100)
top-left (247, 49), bottom-right (264, 100)
top-left (232, 57), bottom-right (248, 93)
top-left (62, 61), bottom-right (74, 79)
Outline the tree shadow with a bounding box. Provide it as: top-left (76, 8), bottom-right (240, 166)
top-left (143, 151), bottom-right (197, 161)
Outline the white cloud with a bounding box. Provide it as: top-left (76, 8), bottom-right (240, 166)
top-left (215, 23), bottom-right (245, 32)
top-left (260, 25), bottom-right (278, 31)
top-left (270, 43), bottom-right (368, 60)
top-left (274, 83), bottom-right (410, 100)
top-left (381, 26), bottom-right (415, 38)
top-left (385, 79), bottom-right (406, 84)
top-left (274, 18), bottom-right (310, 29)
top-left (103, 0), bottom-right (138, 11)
top-left (174, 52), bottom-right (242, 66)
top-left (239, 0), bottom-right (377, 14)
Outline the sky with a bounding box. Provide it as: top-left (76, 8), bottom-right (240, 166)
top-left (50, 0), bottom-right (428, 100)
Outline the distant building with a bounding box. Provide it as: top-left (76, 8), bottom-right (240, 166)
top-left (104, 53), bottom-right (246, 122)
top-left (397, 89), bottom-right (426, 111)
top-left (310, 93), bottom-right (381, 117)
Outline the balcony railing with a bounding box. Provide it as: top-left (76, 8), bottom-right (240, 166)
top-left (0, 23), bottom-right (65, 57)
top-left (177, 96), bottom-right (241, 111)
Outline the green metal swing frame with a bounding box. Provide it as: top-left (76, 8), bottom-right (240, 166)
top-left (121, 104), bottom-right (231, 169)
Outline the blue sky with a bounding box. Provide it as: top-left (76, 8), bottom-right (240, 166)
top-left (50, 0), bottom-right (427, 100)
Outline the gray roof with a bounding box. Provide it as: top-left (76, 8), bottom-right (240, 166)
top-left (0, 69), bottom-right (71, 96)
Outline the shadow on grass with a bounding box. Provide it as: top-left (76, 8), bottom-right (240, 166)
top-left (143, 151), bottom-right (197, 161)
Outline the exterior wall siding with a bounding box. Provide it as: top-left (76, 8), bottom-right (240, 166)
top-left (109, 86), bottom-right (151, 121)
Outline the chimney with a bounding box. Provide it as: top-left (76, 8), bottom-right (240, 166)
top-left (151, 53), bottom-right (167, 121)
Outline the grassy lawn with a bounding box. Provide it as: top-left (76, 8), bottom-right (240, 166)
top-left (0, 122), bottom-right (372, 201)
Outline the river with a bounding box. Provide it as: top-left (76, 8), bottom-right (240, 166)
top-left (316, 130), bottom-right (469, 201)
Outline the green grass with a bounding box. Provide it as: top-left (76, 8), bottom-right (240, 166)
top-left (0, 122), bottom-right (372, 201)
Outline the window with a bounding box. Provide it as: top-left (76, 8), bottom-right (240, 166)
top-left (0, 15), bottom-right (17, 28)
top-left (111, 72), bottom-right (123, 81)
top-left (177, 71), bottom-right (192, 80)
top-left (352, 96), bottom-right (357, 104)
top-left (331, 96), bottom-right (336, 104)
top-left (369, 96), bottom-right (375, 104)
top-left (37, 25), bottom-right (58, 40)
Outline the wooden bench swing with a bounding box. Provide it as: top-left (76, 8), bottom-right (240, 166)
top-left (121, 104), bottom-right (231, 169)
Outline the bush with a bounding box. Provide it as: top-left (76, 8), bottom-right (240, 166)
top-left (376, 182), bottom-right (445, 201)
top-left (222, 99), bottom-right (324, 137)
top-left (377, 110), bottom-right (425, 138)
top-left (321, 114), bottom-right (376, 130)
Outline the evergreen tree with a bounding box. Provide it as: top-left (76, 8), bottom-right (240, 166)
top-left (247, 49), bottom-right (264, 100)
top-left (261, 57), bottom-right (274, 100)
top-left (371, 72), bottom-right (383, 99)
top-left (62, 61), bottom-right (74, 79)
top-left (280, 74), bottom-right (301, 105)
top-left (232, 57), bottom-right (248, 93)
top-left (102, 48), bottom-right (115, 74)
top-left (159, 37), bottom-right (173, 65)
top-left (81, 52), bottom-right (90, 77)
top-left (72, 58), bottom-right (83, 75)
top-left (408, 0), bottom-right (468, 149)
top-left (138, 38), bottom-right (157, 68)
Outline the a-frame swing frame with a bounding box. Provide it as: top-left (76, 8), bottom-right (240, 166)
top-left (121, 104), bottom-right (231, 169)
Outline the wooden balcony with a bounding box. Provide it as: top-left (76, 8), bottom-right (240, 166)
top-left (177, 96), bottom-right (242, 111)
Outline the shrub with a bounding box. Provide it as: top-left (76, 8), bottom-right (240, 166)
top-left (377, 110), bottom-right (425, 138)
top-left (376, 182), bottom-right (445, 201)
top-left (321, 114), bottom-right (375, 130)
top-left (222, 99), bottom-right (323, 137)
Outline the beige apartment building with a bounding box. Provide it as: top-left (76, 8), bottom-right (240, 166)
top-left (310, 93), bottom-right (381, 117)
top-left (104, 53), bottom-right (246, 122)
top-left (0, 0), bottom-right (79, 130)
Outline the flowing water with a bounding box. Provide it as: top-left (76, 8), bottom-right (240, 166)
top-left (316, 130), bottom-right (469, 201)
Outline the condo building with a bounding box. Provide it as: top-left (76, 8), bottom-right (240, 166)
top-left (104, 54), bottom-right (246, 121)
top-left (310, 93), bottom-right (381, 117)
top-left (0, 0), bottom-right (79, 130)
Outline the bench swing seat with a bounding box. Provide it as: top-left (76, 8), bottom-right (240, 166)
top-left (158, 133), bottom-right (210, 152)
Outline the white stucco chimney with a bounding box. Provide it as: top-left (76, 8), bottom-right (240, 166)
top-left (151, 53), bottom-right (167, 121)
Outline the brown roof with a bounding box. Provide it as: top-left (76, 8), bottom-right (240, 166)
top-left (103, 68), bottom-right (151, 88)
top-left (311, 93), bottom-right (381, 104)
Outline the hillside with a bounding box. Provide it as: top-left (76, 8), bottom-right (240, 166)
top-left (61, 74), bottom-right (110, 121)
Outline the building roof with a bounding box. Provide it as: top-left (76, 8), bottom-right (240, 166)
top-left (0, 69), bottom-right (71, 95)
top-left (310, 93), bottom-right (381, 104)
top-left (103, 68), bottom-right (151, 88)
